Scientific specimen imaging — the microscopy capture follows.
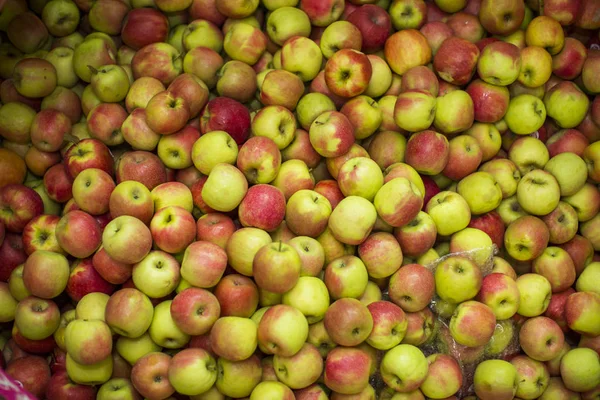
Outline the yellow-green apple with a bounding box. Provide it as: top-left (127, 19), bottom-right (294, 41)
top-left (75, 292), bottom-right (109, 322)
top-left (485, 319), bottom-right (516, 356)
top-left (282, 276), bottom-right (329, 324)
top-left (374, 178), bottom-right (423, 228)
top-left (565, 291), bottom-right (600, 336)
top-left (477, 41), bottom-right (521, 86)
top-left (88, 65), bottom-right (129, 104)
top-left (102, 215), bottom-right (153, 265)
top-left (251, 105), bottom-right (296, 150)
top-left (258, 69), bottom-right (305, 111)
top-left (191, 131), bottom-right (238, 176)
top-left (132, 250), bottom-right (180, 299)
top-left (130, 352), bottom-right (174, 400)
top-left (300, 0), bottom-right (344, 26)
top-left (518, 46), bottom-right (553, 88)
top-left (516, 169), bottom-right (560, 216)
top-left (266, 6), bottom-right (310, 45)
top-left (272, 342), bottom-right (322, 389)
top-left (393, 90), bottom-right (436, 133)
top-left (285, 189), bottom-right (331, 239)
top-left (209, 316), bottom-right (257, 362)
top-left (22, 250), bottom-right (69, 299)
top-left (491, 256), bottom-right (517, 278)
top-left (425, 191), bottom-right (471, 236)
top-left (544, 81), bottom-right (589, 129)
top-left (498, 195), bottom-right (529, 224)
top-left (151, 181), bottom-right (193, 213)
top-left (364, 54), bottom-right (393, 98)
top-left (477, 273), bottom-right (520, 320)
top-left (148, 300), bottom-right (190, 349)
top-left (401, 307), bottom-right (436, 345)
top-left (560, 347), bottom-right (600, 392)
top-left (216, 60), bottom-right (257, 103)
top-left (584, 140), bottom-right (600, 183)
top-left (508, 136), bottom-right (550, 175)
top-left (577, 262), bottom-right (600, 294)
top-left (357, 232), bottom-right (402, 279)
top-left (72, 37), bottom-right (117, 83)
top-left (511, 355), bottom-right (550, 399)
top-left (236, 136), bottom-right (281, 185)
top-left (380, 344), bottom-right (428, 392)
top-left (388, 264), bottom-right (435, 313)
top-left (201, 163), bottom-right (248, 212)
top-left (327, 143), bottom-right (370, 180)
top-left (467, 210), bottom-right (505, 250)
top-left (404, 130), bottom-right (449, 175)
top-left (329, 195), bottom-right (377, 245)
top-left (449, 300), bottom-right (496, 347)
top-left (324, 346), bottom-right (372, 395)
top-left (96, 377), bottom-right (140, 400)
top-left (215, 355), bottom-right (262, 398)
top-left (120, 8), bottom-right (169, 50)
top-left (296, 93), bottom-right (337, 131)
top-left (515, 273), bottom-right (552, 317)
top-left (0, 102), bottom-right (36, 145)
top-left (581, 50), bottom-right (600, 94)
top-left (279, 36), bottom-right (322, 82)
top-left (144, 91), bottom-right (190, 136)
top-left (157, 125), bottom-right (200, 170)
top-left (258, 304), bottom-right (309, 356)
top-left (56, 210), bottom-right (101, 258)
top-left (21, 214), bottom-right (62, 255)
top-left (419, 21), bottom-right (453, 56)
top-left (366, 131), bottom-right (408, 171)
top-left (365, 300), bottom-right (407, 350)
top-left (552, 38), bottom-right (587, 80)
top-left (337, 157), bottom-right (384, 201)
top-left (324, 49), bottom-right (372, 98)
top-left (105, 288), bottom-right (154, 338)
top-left (384, 29), bottom-right (431, 76)
top-left (323, 298), bottom-right (372, 347)
top-left (168, 349), bottom-right (216, 396)
top-left (563, 183), bottom-right (600, 222)
top-left (509, 79), bottom-right (545, 99)
top-left (87, 0), bottom-right (129, 35)
top-left (393, 212), bottom-right (437, 258)
top-left (457, 171), bottom-right (502, 216)
top-left (64, 319), bottom-right (112, 365)
top-left (479, 158), bottom-right (521, 198)
top-left (435, 255), bottom-right (482, 304)
top-left (474, 359), bottom-right (518, 400)
top-left (180, 241), bottom-right (227, 289)
top-left (226, 227), bottom-right (272, 276)
top-left (387, 0), bottom-right (426, 30)
top-left (525, 16), bottom-right (564, 55)
top-left (71, 168), bottom-right (115, 216)
top-left (286, 236), bottom-right (325, 277)
top-left (182, 46), bottom-right (223, 89)
top-left (131, 41), bottom-right (183, 85)
top-left (465, 122), bottom-right (502, 161)
top-left (378, 96), bottom-right (404, 133)
top-left (316, 226), bottom-right (356, 266)
top-left (419, 353), bottom-right (463, 399)
top-left (307, 320), bottom-right (336, 358)
top-left (253, 241), bottom-right (302, 294)
top-left (519, 316), bottom-right (565, 362)
top-left (214, 274), bottom-right (260, 317)
top-left (532, 246), bottom-right (576, 293)
top-left (540, 377), bottom-right (583, 400)
top-left (466, 80), bottom-right (511, 125)
top-left (29, 109), bottom-right (71, 153)
top-left (505, 94), bottom-right (547, 135)
top-left (12, 58), bottom-right (57, 99)
top-left (14, 296), bottom-right (60, 340)
top-left (0, 281), bottom-right (18, 322)
top-left (223, 22), bottom-right (267, 66)
top-left (433, 37), bottom-right (480, 86)
top-left (319, 19), bottom-right (363, 56)
top-left (108, 181), bottom-right (154, 226)
top-left (125, 77), bottom-right (165, 113)
top-left (340, 95), bottom-right (383, 140)
top-left (323, 255), bottom-right (369, 299)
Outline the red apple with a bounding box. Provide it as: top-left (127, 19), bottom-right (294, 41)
top-left (46, 370), bottom-right (97, 400)
top-left (63, 138), bottom-right (114, 178)
top-left (544, 288), bottom-right (576, 332)
top-left (0, 184), bottom-right (44, 233)
top-left (546, 129), bottom-right (590, 157)
top-left (66, 257), bottom-right (116, 302)
top-left (116, 150), bottom-right (167, 191)
top-left (121, 8), bottom-right (169, 50)
top-left (346, 4), bottom-right (392, 53)
top-left (92, 247), bottom-right (133, 285)
top-left (0, 233), bottom-right (26, 281)
top-left (468, 211), bottom-right (505, 249)
top-left (213, 273), bottom-right (259, 318)
top-left (43, 163), bottom-right (74, 203)
top-left (199, 97), bottom-right (251, 145)
top-left (195, 213), bottom-right (236, 249)
top-left (466, 79), bottom-right (510, 123)
top-left (5, 355), bottom-right (51, 399)
top-left (404, 130), bottom-right (450, 175)
top-left (434, 36), bottom-right (480, 86)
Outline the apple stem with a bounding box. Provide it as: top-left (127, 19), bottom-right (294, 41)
top-left (63, 133), bottom-right (80, 144)
top-left (279, 240), bottom-right (282, 252)
top-left (87, 65), bottom-right (98, 75)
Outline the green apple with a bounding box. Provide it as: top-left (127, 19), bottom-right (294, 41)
top-left (474, 359), bottom-right (518, 400)
top-left (425, 191), bottom-right (471, 236)
top-left (433, 90), bottom-right (475, 135)
top-left (250, 381), bottom-right (295, 399)
top-left (516, 169), bottom-right (560, 216)
top-left (280, 36), bottom-right (322, 82)
top-left (457, 171), bottom-right (503, 215)
top-left (365, 55), bottom-right (393, 98)
top-left (132, 250), bottom-right (180, 299)
top-left (282, 276), bottom-right (330, 324)
top-left (116, 332), bottom-right (162, 365)
top-left (498, 195), bottom-right (529, 225)
top-left (66, 352), bottom-right (112, 385)
top-left (560, 348), bottom-right (600, 392)
top-left (251, 105), bottom-right (297, 150)
top-left (53, 309), bottom-right (76, 351)
top-left (576, 262), bottom-right (600, 294)
top-left (512, 356), bottom-right (550, 399)
top-left (226, 227), bottom-right (272, 276)
top-left (45, 46), bottom-right (78, 88)
top-left (485, 320), bottom-right (516, 356)
top-left (504, 94), bottom-right (547, 135)
top-left (90, 64), bottom-right (130, 103)
top-left (272, 342), bottom-right (323, 390)
top-left (168, 348), bottom-right (217, 396)
top-left (394, 89), bottom-right (437, 133)
top-left (75, 292), bottom-right (110, 321)
top-left (450, 227), bottom-right (494, 267)
top-left (337, 157), bottom-right (384, 201)
top-left (258, 304), bottom-right (309, 357)
top-left (543, 81), bottom-right (590, 129)
top-left (266, 6), bottom-right (311, 46)
top-left (14, 296), bottom-right (60, 340)
top-left (202, 164), bottom-right (248, 212)
top-left (215, 355), bottom-right (262, 398)
top-left (516, 273), bottom-right (552, 317)
top-left (148, 300), bottom-right (190, 349)
top-left (380, 344), bottom-right (429, 392)
top-left (508, 136), bottom-right (550, 175)
top-left (543, 152), bottom-right (588, 197)
top-left (0, 282), bottom-right (18, 322)
top-left (191, 131), bottom-right (238, 175)
top-left (296, 93), bottom-right (336, 131)
top-left (479, 158), bottom-right (521, 199)
top-left (435, 255), bottom-right (483, 304)
top-left (210, 316), bottom-right (258, 362)
top-left (328, 196), bottom-right (377, 245)
top-left (323, 255), bottom-right (369, 300)
top-left (97, 378), bottom-right (139, 400)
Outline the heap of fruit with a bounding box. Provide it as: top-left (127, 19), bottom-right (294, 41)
top-left (1, 0), bottom-right (600, 398)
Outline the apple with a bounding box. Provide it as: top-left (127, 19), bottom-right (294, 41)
top-left (55, 210), bottom-right (102, 258)
top-left (64, 319), bottom-right (112, 366)
top-left (21, 214), bottom-right (62, 255)
top-left (258, 304), bottom-right (309, 356)
top-left (324, 347), bottom-right (372, 395)
top-left (532, 246), bottom-right (576, 293)
top-left (216, 60), bottom-right (258, 103)
top-left (363, 300), bottom-right (407, 351)
top-left (131, 42), bottom-right (182, 85)
top-left (516, 273), bottom-right (553, 317)
top-left (477, 273), bottom-right (520, 320)
top-left (505, 215), bottom-right (550, 261)
top-left (22, 250), bottom-right (69, 299)
top-left (215, 355), bottom-right (262, 398)
top-left (105, 288), bottom-right (154, 339)
top-left (519, 316), bottom-right (565, 362)
top-left (300, 0), bottom-right (344, 27)
top-left (14, 295), bottom-right (60, 341)
top-left (323, 254), bottom-right (369, 300)
top-left (425, 191), bottom-right (471, 236)
top-left (125, 77), bottom-right (165, 113)
top-left (546, 129), bottom-right (589, 158)
top-left (201, 164), bottom-right (248, 213)
top-left (565, 291), bottom-right (600, 336)
top-left (198, 98), bottom-right (250, 145)
top-left (435, 255), bottom-right (483, 304)
top-left (474, 359), bottom-right (518, 400)
top-left (323, 298), bottom-right (373, 347)
top-left (380, 344), bottom-right (428, 392)
top-left (404, 130), bottom-right (450, 175)
top-left (214, 274), bottom-right (260, 318)
top-left (384, 29), bottom-right (432, 76)
top-left (5, 355), bottom-right (51, 399)
top-left (46, 370), bottom-right (97, 400)
top-left (226, 227), bottom-right (272, 277)
top-left (285, 189), bottom-right (332, 238)
top-left (108, 181), bottom-right (154, 226)
top-left (357, 232), bottom-right (403, 279)
top-left (516, 169), bottom-right (560, 216)
top-left (388, 263), bottom-right (435, 313)
top-left (449, 300), bottom-right (496, 347)
top-left (130, 352), bottom-right (174, 400)
top-left (64, 138), bottom-right (114, 178)
top-left (0, 281), bottom-right (18, 323)
top-left (131, 250), bottom-right (180, 299)
top-left (518, 45), bottom-right (553, 88)
top-left (253, 241), bottom-right (302, 294)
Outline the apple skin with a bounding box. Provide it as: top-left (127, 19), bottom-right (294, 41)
top-left (388, 263), bottom-right (435, 313)
top-left (116, 151), bottom-right (168, 192)
top-left (504, 215), bottom-right (550, 262)
top-left (346, 4), bottom-right (392, 53)
top-left (258, 304), bottom-right (310, 357)
top-left (466, 79), bottom-right (510, 124)
top-left (66, 257), bottom-right (116, 302)
top-left (131, 42), bottom-right (182, 86)
top-left (324, 298), bottom-right (373, 347)
top-left (519, 316), bottom-right (565, 362)
top-left (404, 130), bottom-right (450, 175)
top-left (309, 111), bottom-right (356, 158)
top-left (434, 36), bottom-right (480, 86)
top-left (130, 352), bottom-right (174, 400)
top-left (121, 8), bottom-right (169, 50)
top-left (46, 370), bottom-right (97, 400)
top-left (449, 300), bottom-right (497, 348)
top-left (473, 359), bottom-right (519, 400)
top-left (384, 29), bottom-right (432, 76)
top-left (238, 184), bottom-right (286, 232)
top-left (324, 347), bottom-right (372, 396)
top-left (0, 184), bottom-right (44, 233)
top-left (477, 272), bottom-right (520, 320)
top-left (565, 291), bottom-right (600, 337)
top-left (56, 210), bottom-right (102, 259)
top-left (214, 274), bottom-right (260, 318)
top-left (5, 355), bottom-right (52, 399)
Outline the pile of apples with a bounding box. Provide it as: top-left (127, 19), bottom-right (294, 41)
top-left (1, 0), bottom-right (600, 398)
